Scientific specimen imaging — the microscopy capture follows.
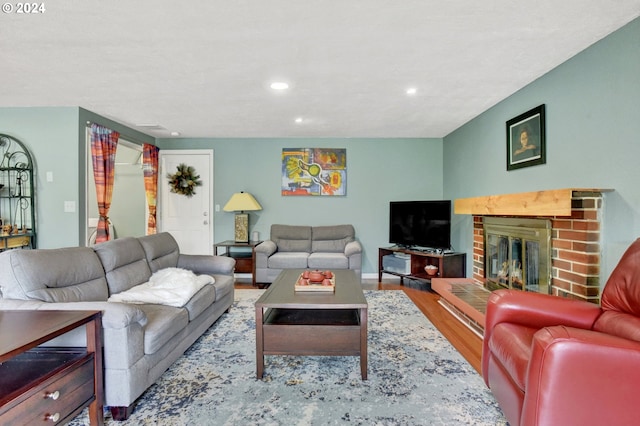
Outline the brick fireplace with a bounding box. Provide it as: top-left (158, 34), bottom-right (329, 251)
top-left (482, 216), bottom-right (552, 294)
top-left (457, 189), bottom-right (609, 303)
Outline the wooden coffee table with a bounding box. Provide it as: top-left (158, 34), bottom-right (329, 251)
top-left (255, 269), bottom-right (368, 379)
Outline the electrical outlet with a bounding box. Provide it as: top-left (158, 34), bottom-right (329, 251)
top-left (64, 201), bottom-right (76, 213)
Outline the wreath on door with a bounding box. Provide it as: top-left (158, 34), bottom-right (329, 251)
top-left (167, 163), bottom-right (202, 197)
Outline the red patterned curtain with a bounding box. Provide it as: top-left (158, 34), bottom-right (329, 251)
top-left (142, 143), bottom-right (160, 235)
top-left (90, 124), bottom-right (119, 243)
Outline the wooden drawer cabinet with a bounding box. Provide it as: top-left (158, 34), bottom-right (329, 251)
top-left (378, 246), bottom-right (466, 287)
top-left (1, 352), bottom-right (94, 425)
top-left (0, 311), bottom-right (103, 425)
top-left (233, 255), bottom-right (253, 273)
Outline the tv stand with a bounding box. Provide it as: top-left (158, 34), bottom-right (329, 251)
top-left (379, 246), bottom-right (466, 286)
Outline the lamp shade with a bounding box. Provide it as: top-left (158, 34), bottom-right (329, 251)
top-left (223, 192), bottom-right (262, 212)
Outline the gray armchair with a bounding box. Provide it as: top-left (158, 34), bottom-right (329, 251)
top-left (255, 224), bottom-right (362, 284)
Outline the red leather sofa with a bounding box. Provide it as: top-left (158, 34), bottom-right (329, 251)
top-left (482, 238), bottom-right (640, 426)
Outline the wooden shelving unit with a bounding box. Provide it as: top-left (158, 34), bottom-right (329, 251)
top-left (378, 246), bottom-right (466, 286)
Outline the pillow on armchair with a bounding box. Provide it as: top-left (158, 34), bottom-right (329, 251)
top-left (311, 225), bottom-right (355, 253)
top-left (270, 224), bottom-right (312, 252)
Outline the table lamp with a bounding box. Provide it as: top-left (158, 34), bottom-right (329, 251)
top-left (223, 191), bottom-right (262, 243)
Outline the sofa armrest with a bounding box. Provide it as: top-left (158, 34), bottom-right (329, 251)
top-left (178, 254), bottom-right (236, 275)
top-left (0, 298), bottom-right (147, 329)
top-left (345, 240), bottom-right (362, 257)
top-left (522, 325), bottom-right (640, 425)
top-left (485, 289), bottom-right (601, 332)
top-left (255, 240), bottom-right (277, 256)
top-left (482, 290), bottom-right (602, 382)
top-left (255, 240), bottom-right (276, 271)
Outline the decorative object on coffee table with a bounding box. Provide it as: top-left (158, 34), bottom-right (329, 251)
top-left (295, 269), bottom-right (335, 292)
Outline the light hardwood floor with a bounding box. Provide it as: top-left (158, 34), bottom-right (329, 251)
top-left (235, 278), bottom-right (483, 375)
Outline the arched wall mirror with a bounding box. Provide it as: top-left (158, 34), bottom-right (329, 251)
top-left (85, 135), bottom-right (146, 245)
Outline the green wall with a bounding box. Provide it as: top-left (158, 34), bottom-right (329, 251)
top-left (0, 107), bottom-right (154, 247)
top-left (156, 138), bottom-right (444, 273)
top-left (0, 107), bottom-right (80, 247)
top-left (443, 17), bottom-right (640, 280)
top-left (0, 106), bottom-right (442, 273)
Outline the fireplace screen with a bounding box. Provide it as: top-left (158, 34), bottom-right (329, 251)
top-left (484, 217), bottom-right (551, 294)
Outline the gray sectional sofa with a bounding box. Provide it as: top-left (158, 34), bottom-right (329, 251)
top-left (255, 224), bottom-right (362, 284)
top-left (0, 232), bottom-right (235, 420)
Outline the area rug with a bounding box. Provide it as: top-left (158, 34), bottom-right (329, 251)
top-left (70, 290), bottom-right (507, 425)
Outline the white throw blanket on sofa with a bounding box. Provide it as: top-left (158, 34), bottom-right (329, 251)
top-left (108, 267), bottom-right (214, 307)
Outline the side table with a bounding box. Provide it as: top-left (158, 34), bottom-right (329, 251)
top-left (214, 240), bottom-right (262, 286)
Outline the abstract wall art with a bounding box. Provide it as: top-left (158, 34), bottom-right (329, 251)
top-left (282, 148), bottom-right (347, 196)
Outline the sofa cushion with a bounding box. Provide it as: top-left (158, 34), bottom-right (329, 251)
top-left (0, 247), bottom-right (108, 302)
top-left (183, 284), bottom-right (216, 321)
top-left (308, 252), bottom-right (349, 270)
top-left (268, 252), bottom-right (309, 269)
top-left (138, 304), bottom-right (189, 354)
top-left (139, 233), bottom-right (180, 272)
top-left (488, 322), bottom-right (538, 391)
top-left (271, 224), bottom-right (312, 252)
top-left (212, 274), bottom-right (234, 300)
top-left (93, 237), bottom-right (152, 295)
top-left (311, 225), bottom-right (355, 253)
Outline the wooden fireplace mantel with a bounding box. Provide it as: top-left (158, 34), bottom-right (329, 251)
top-left (454, 188), bottom-right (612, 217)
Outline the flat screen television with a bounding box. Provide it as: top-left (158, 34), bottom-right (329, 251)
top-left (389, 200), bottom-right (451, 249)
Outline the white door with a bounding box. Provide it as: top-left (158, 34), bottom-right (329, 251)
top-left (159, 150), bottom-right (213, 254)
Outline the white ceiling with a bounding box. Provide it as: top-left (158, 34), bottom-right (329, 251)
top-left (2, 1), bottom-right (639, 138)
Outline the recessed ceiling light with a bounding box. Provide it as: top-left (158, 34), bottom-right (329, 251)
top-left (270, 82), bottom-right (289, 90)
top-left (406, 87), bottom-right (417, 95)
top-left (170, 131), bottom-right (181, 137)
top-left (295, 117), bottom-right (303, 123)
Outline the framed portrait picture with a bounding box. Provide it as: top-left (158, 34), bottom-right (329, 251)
top-left (506, 104), bottom-right (546, 171)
